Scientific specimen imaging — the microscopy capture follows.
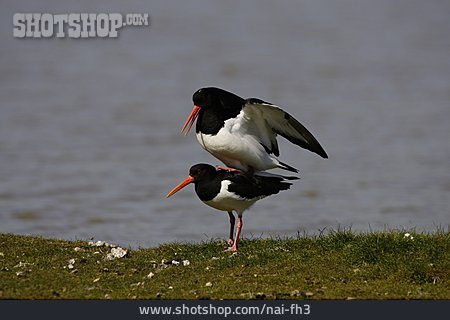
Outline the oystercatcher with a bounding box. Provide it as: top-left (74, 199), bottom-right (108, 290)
top-left (180, 87), bottom-right (328, 173)
top-left (166, 163), bottom-right (298, 251)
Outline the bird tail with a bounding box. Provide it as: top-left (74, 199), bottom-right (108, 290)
top-left (253, 171), bottom-right (300, 196)
top-left (255, 171), bottom-right (300, 180)
top-left (257, 176), bottom-right (294, 194)
top-left (277, 161), bottom-right (299, 173)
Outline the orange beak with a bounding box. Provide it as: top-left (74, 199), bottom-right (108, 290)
top-left (180, 105), bottom-right (201, 136)
top-left (166, 176), bottom-right (195, 198)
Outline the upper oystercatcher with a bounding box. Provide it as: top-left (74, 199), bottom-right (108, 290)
top-left (180, 87), bottom-right (328, 173)
top-left (166, 163), bottom-right (298, 251)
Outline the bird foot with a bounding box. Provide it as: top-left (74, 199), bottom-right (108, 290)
top-left (224, 246), bottom-right (238, 252)
top-left (215, 166), bottom-right (243, 173)
top-left (227, 238), bottom-right (234, 246)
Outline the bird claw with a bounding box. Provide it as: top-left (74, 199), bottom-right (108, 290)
top-left (215, 166), bottom-right (242, 173)
top-left (224, 246), bottom-right (238, 252)
top-left (227, 239), bottom-right (234, 246)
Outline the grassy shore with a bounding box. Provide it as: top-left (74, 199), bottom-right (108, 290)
top-left (0, 230), bottom-right (448, 299)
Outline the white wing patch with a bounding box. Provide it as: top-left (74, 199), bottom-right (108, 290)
top-left (243, 101), bottom-right (327, 158)
top-left (242, 104), bottom-right (279, 155)
top-left (244, 102), bottom-right (307, 149)
top-left (196, 111), bottom-right (280, 171)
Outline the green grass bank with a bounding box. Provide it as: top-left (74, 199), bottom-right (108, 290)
top-left (0, 230), bottom-right (448, 299)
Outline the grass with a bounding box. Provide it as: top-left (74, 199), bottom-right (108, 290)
top-left (0, 230), bottom-right (449, 299)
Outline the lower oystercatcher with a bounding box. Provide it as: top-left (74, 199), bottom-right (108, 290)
top-left (166, 163), bottom-right (298, 251)
top-left (180, 87), bottom-right (327, 173)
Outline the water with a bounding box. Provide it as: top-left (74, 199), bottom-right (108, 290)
top-left (1, 0), bottom-right (449, 248)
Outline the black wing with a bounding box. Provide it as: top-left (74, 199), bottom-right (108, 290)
top-left (226, 172), bottom-right (294, 200)
top-left (244, 99), bottom-right (328, 158)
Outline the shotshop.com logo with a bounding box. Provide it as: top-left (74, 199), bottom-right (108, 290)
top-left (13, 13), bottom-right (149, 38)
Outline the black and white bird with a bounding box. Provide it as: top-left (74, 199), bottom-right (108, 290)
top-left (166, 163), bottom-right (298, 251)
top-left (181, 87), bottom-right (328, 173)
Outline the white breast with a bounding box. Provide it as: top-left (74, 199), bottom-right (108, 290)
top-left (203, 180), bottom-right (260, 215)
top-left (196, 111), bottom-right (279, 171)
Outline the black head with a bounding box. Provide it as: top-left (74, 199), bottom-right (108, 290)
top-left (188, 163), bottom-right (218, 182)
top-left (192, 87), bottom-right (245, 111)
top-left (181, 88), bottom-right (246, 136)
top-left (166, 163), bottom-right (218, 198)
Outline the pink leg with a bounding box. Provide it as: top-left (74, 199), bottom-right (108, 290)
top-left (227, 211), bottom-right (235, 246)
top-left (215, 166), bottom-right (243, 173)
top-left (226, 215), bottom-right (243, 252)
